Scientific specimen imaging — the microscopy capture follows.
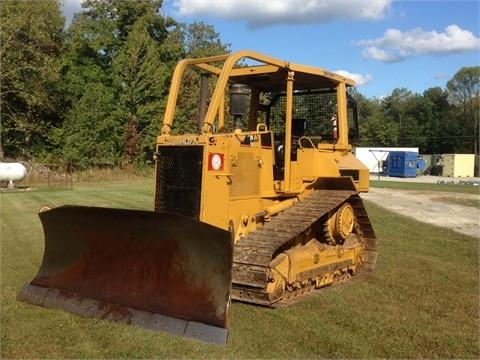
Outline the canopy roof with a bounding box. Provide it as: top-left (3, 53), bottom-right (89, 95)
top-left (188, 50), bottom-right (355, 92)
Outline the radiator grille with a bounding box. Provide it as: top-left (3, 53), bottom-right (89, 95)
top-left (154, 146), bottom-right (203, 219)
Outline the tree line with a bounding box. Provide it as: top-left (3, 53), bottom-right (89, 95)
top-left (1, 0), bottom-right (479, 170)
top-left (353, 74), bottom-right (479, 156)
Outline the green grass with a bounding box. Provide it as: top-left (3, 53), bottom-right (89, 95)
top-left (1, 178), bottom-right (479, 358)
top-left (371, 179), bottom-right (480, 195)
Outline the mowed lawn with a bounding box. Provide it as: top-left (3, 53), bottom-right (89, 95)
top-left (1, 178), bottom-right (478, 359)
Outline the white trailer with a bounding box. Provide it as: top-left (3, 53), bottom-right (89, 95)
top-left (354, 147), bottom-right (418, 173)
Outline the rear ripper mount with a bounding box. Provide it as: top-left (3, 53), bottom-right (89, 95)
top-left (17, 206), bottom-right (233, 345)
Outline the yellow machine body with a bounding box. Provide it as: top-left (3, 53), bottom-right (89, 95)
top-left (18, 50), bottom-right (377, 344)
top-left (155, 50), bottom-right (377, 307)
top-left (156, 50), bottom-right (369, 233)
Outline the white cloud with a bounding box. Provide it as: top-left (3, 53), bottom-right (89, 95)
top-left (357, 25), bottom-right (480, 62)
top-left (334, 70), bottom-right (373, 86)
top-left (361, 46), bottom-right (404, 63)
top-left (173, 0), bottom-right (391, 27)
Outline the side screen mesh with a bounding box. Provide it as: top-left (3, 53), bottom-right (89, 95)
top-left (268, 91), bottom-right (337, 142)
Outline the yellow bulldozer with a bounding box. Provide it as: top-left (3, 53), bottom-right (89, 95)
top-left (18, 50), bottom-right (377, 345)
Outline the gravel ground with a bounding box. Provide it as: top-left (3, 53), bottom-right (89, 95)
top-left (362, 175), bottom-right (480, 238)
top-left (370, 174), bottom-right (480, 184)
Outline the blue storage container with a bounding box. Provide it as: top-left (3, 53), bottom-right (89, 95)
top-left (387, 151), bottom-right (418, 177)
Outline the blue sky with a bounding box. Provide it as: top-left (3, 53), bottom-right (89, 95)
top-left (63, 0), bottom-right (479, 98)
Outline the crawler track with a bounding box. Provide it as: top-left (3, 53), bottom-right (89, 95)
top-left (231, 190), bottom-right (377, 306)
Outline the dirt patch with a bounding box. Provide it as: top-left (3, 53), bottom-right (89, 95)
top-left (361, 188), bottom-right (480, 238)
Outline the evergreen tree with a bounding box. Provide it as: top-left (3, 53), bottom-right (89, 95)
top-left (171, 22), bottom-right (230, 135)
top-left (113, 16), bottom-right (177, 164)
top-left (56, 0), bottom-right (179, 166)
top-left (52, 83), bottom-right (121, 169)
top-left (422, 87), bottom-right (457, 154)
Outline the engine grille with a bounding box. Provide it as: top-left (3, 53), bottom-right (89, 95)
top-left (154, 146), bottom-right (203, 220)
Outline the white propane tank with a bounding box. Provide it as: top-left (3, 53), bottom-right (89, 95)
top-left (0, 162), bottom-right (27, 182)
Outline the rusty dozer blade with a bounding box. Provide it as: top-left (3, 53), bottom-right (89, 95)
top-left (17, 206), bottom-right (232, 345)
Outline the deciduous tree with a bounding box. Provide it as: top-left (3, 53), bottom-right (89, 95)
top-left (0, 0), bottom-right (64, 158)
top-left (447, 67), bottom-right (480, 155)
